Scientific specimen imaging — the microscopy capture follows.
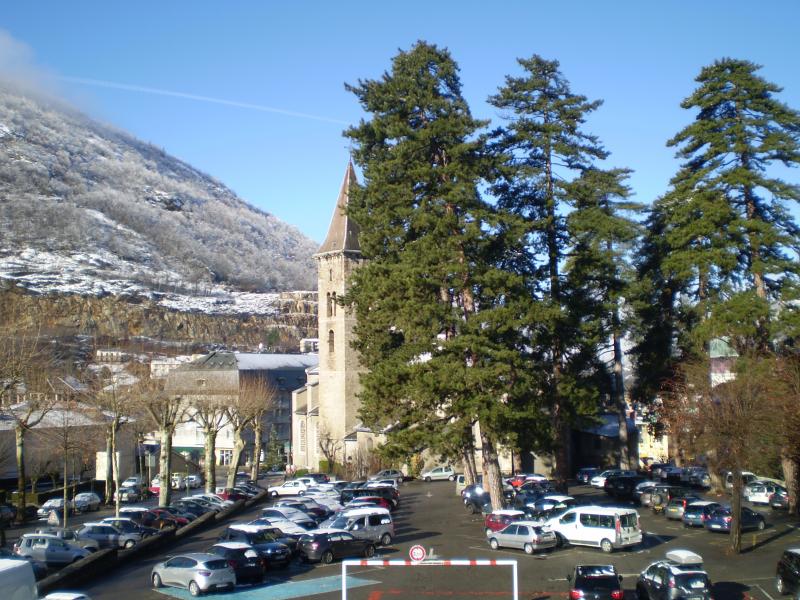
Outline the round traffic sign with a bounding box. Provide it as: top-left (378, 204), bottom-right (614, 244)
top-left (409, 544), bottom-right (426, 562)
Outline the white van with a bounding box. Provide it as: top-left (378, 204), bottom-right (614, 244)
top-left (327, 507), bottom-right (395, 546)
top-left (2, 558), bottom-right (37, 600)
top-left (544, 505), bottom-right (641, 553)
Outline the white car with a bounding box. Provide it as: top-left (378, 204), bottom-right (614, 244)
top-left (420, 466), bottom-right (456, 482)
top-left (590, 469), bottom-right (626, 488)
top-left (260, 506), bottom-right (315, 525)
top-left (544, 505), bottom-right (642, 553)
top-left (268, 480), bottom-right (308, 497)
top-left (186, 474), bottom-right (203, 488)
top-left (744, 482), bottom-right (784, 504)
top-left (190, 494), bottom-right (233, 508)
top-left (121, 476), bottom-right (143, 488)
top-left (245, 518), bottom-right (308, 536)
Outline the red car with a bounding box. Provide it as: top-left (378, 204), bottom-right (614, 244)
top-left (149, 508), bottom-right (189, 527)
top-left (484, 510), bottom-right (525, 534)
top-left (217, 488), bottom-right (248, 502)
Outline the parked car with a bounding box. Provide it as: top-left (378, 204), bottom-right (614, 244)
top-left (776, 548), bottom-right (800, 596)
top-left (119, 507), bottom-right (184, 529)
top-left (649, 485), bottom-right (694, 514)
top-left (260, 507), bottom-right (317, 530)
top-left (681, 501), bottom-right (722, 528)
top-left (525, 495), bottom-right (577, 514)
top-left (725, 471), bottom-right (758, 489)
top-left (75, 522), bottom-right (140, 549)
top-left (121, 475), bottom-right (143, 488)
top-left (705, 506), bottom-right (766, 532)
top-left (484, 509), bottom-right (525, 534)
top-left (32, 527), bottom-right (99, 552)
top-left (268, 480), bottom-right (308, 497)
top-left (485, 520), bottom-right (556, 554)
top-left (222, 523), bottom-right (298, 557)
top-left (37, 499), bottom-right (73, 520)
top-left (113, 487), bottom-right (141, 503)
top-left (771, 488), bottom-right (792, 510)
top-left (576, 467), bottom-right (600, 485)
top-left (326, 507), bottom-right (395, 546)
top-left (463, 493), bottom-right (493, 515)
top-left (604, 475), bottom-right (647, 500)
top-left (147, 508), bottom-right (190, 528)
top-left (207, 542), bottom-right (265, 583)
top-left (186, 474), bottom-right (203, 488)
top-left (247, 517), bottom-right (309, 537)
top-left (72, 492), bottom-right (101, 513)
top-left (13, 533), bottom-right (90, 565)
top-left (0, 546), bottom-right (48, 580)
top-left (369, 469), bottom-right (404, 484)
top-left (506, 474), bottom-right (547, 488)
top-left (591, 470), bottom-right (635, 488)
top-left (745, 482), bottom-right (786, 505)
top-left (101, 517), bottom-right (158, 538)
top-left (340, 486), bottom-right (399, 510)
top-left (659, 466), bottom-right (685, 484)
top-left (544, 506), bottom-right (642, 553)
top-left (636, 549), bottom-right (712, 600)
top-left (151, 553), bottom-right (235, 596)
top-left (664, 496), bottom-right (703, 521)
top-left (298, 530), bottom-right (375, 563)
top-left (420, 466), bottom-right (456, 482)
top-left (567, 564), bottom-right (623, 600)
top-left (276, 498), bottom-right (333, 522)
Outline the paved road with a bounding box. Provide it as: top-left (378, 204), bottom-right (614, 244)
top-left (73, 480), bottom-right (799, 600)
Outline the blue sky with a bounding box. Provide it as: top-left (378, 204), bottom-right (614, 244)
top-left (2, 1), bottom-right (798, 243)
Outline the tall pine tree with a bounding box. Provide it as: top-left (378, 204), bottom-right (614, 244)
top-left (489, 55), bottom-right (611, 490)
top-left (344, 42), bottom-right (530, 509)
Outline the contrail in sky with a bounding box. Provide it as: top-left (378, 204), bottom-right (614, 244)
top-left (58, 75), bottom-right (349, 125)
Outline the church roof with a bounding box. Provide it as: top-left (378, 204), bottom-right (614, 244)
top-left (180, 351), bottom-right (319, 371)
top-left (316, 162), bottom-right (361, 256)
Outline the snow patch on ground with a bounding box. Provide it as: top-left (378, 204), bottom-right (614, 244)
top-left (0, 247), bottom-right (283, 316)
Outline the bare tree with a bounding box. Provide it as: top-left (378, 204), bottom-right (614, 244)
top-left (225, 376), bottom-right (277, 488)
top-left (193, 400), bottom-right (228, 493)
top-left (317, 425), bottom-right (342, 473)
top-left (141, 376), bottom-right (184, 506)
top-left (662, 355), bottom-right (783, 553)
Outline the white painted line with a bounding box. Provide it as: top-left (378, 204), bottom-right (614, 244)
top-left (755, 584), bottom-right (775, 600)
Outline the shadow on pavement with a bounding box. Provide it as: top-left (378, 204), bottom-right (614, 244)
top-left (712, 581), bottom-right (751, 600)
top-left (740, 524), bottom-right (797, 553)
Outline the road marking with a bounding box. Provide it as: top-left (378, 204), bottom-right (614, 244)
top-left (154, 575), bottom-right (379, 600)
top-left (755, 584), bottom-right (775, 600)
top-left (468, 546), bottom-right (550, 559)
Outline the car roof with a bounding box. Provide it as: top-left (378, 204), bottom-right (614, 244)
top-left (510, 520), bottom-right (545, 527)
top-left (565, 505), bottom-right (636, 515)
top-left (686, 501), bottom-right (717, 507)
top-left (542, 495), bottom-right (572, 502)
top-left (491, 509), bottom-right (524, 516)
top-left (340, 507), bottom-right (391, 517)
top-left (786, 548), bottom-right (800, 556)
top-left (120, 507), bottom-right (148, 512)
top-left (21, 532), bottom-right (59, 539)
top-left (230, 524), bottom-right (267, 533)
top-left (212, 542), bottom-right (252, 550)
top-left (665, 549), bottom-right (703, 566)
top-left (172, 552), bottom-right (225, 561)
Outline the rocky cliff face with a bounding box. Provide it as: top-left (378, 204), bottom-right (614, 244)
top-left (1, 287), bottom-right (318, 351)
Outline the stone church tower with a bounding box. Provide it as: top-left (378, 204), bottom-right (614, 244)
top-left (313, 163), bottom-right (372, 463)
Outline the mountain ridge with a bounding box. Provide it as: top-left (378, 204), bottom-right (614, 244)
top-left (0, 82), bottom-right (320, 317)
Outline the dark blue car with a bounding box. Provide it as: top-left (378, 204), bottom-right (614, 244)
top-left (704, 506), bottom-right (765, 532)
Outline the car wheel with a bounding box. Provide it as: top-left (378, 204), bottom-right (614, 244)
top-left (425, 477), bottom-right (431, 483)
top-left (364, 544), bottom-right (375, 558)
top-left (523, 543), bottom-right (534, 555)
top-left (152, 573), bottom-right (163, 588)
top-left (124, 539), bottom-right (135, 549)
top-left (321, 550), bottom-right (334, 565)
top-left (600, 538), bottom-right (613, 553)
top-left (188, 581), bottom-right (201, 596)
top-left (271, 491), bottom-right (278, 498)
top-left (380, 533), bottom-right (392, 546)
top-left (776, 575), bottom-right (785, 594)
top-left (555, 533), bottom-right (565, 548)
top-left (489, 538), bottom-right (499, 550)
top-left (758, 519), bottom-right (765, 530)
top-left (448, 475), bottom-right (455, 481)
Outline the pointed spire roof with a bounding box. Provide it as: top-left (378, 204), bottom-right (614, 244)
top-left (316, 162), bottom-right (361, 256)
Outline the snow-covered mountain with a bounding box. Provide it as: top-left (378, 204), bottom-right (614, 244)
top-left (0, 82), bottom-right (319, 316)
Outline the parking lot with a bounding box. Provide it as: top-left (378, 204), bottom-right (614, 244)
top-left (69, 478), bottom-right (800, 600)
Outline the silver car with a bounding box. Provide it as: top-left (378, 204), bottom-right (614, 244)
top-left (14, 533), bottom-right (90, 565)
top-left (151, 553), bottom-right (236, 596)
top-left (485, 520), bottom-right (557, 554)
top-left (33, 527), bottom-right (99, 552)
top-left (75, 522), bottom-right (140, 549)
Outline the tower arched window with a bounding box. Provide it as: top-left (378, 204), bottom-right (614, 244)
top-left (331, 292), bottom-right (337, 316)
top-left (328, 330), bottom-right (335, 354)
top-left (326, 292), bottom-right (332, 317)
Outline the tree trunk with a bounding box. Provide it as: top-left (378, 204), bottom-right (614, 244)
top-left (512, 450), bottom-right (523, 475)
top-left (552, 405), bottom-right (570, 494)
top-left (104, 428), bottom-right (114, 505)
top-left (611, 303), bottom-right (630, 469)
top-left (204, 429), bottom-right (216, 493)
top-left (112, 422), bottom-right (121, 518)
top-left (158, 428), bottom-right (173, 506)
top-left (730, 467), bottom-right (743, 554)
top-left (250, 418), bottom-right (263, 482)
top-left (15, 426), bottom-right (25, 524)
top-left (462, 445), bottom-right (478, 486)
top-left (480, 429), bottom-right (504, 510)
top-left (226, 430), bottom-right (245, 489)
top-left (781, 452), bottom-right (798, 515)
top-left (62, 446), bottom-right (69, 530)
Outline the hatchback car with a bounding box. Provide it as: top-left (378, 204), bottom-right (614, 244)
top-left (484, 510), bottom-right (525, 534)
top-left (37, 499), bottom-right (73, 519)
top-left (681, 502), bottom-right (722, 528)
top-left (420, 466), bottom-right (456, 482)
top-left (745, 482), bottom-right (786, 505)
top-left (151, 553), bottom-right (235, 596)
top-left (705, 506), bottom-right (766, 532)
top-left (637, 549), bottom-right (712, 600)
top-left (771, 488), bottom-right (791, 510)
top-left (218, 525), bottom-right (293, 567)
top-left (72, 493), bottom-right (101, 512)
top-left (664, 496), bottom-right (702, 520)
top-left (114, 487), bottom-right (141, 503)
top-left (568, 564), bottom-right (623, 600)
top-left (14, 533), bottom-right (90, 566)
top-left (486, 521), bottom-right (556, 554)
top-left (576, 467), bottom-right (600, 485)
top-left (298, 530), bottom-right (376, 563)
top-left (369, 469), bottom-right (404, 484)
top-left (101, 517), bottom-right (158, 538)
top-left (33, 527), bottom-right (99, 552)
top-left (207, 542), bottom-right (265, 584)
top-left (75, 522), bottom-right (140, 549)
top-left (776, 548), bottom-right (800, 596)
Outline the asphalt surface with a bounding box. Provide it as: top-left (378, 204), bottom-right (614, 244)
top-left (60, 481), bottom-right (800, 600)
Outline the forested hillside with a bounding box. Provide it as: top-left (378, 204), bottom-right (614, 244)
top-left (0, 82), bottom-right (318, 314)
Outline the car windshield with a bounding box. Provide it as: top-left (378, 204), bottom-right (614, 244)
top-left (249, 531), bottom-right (277, 544)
